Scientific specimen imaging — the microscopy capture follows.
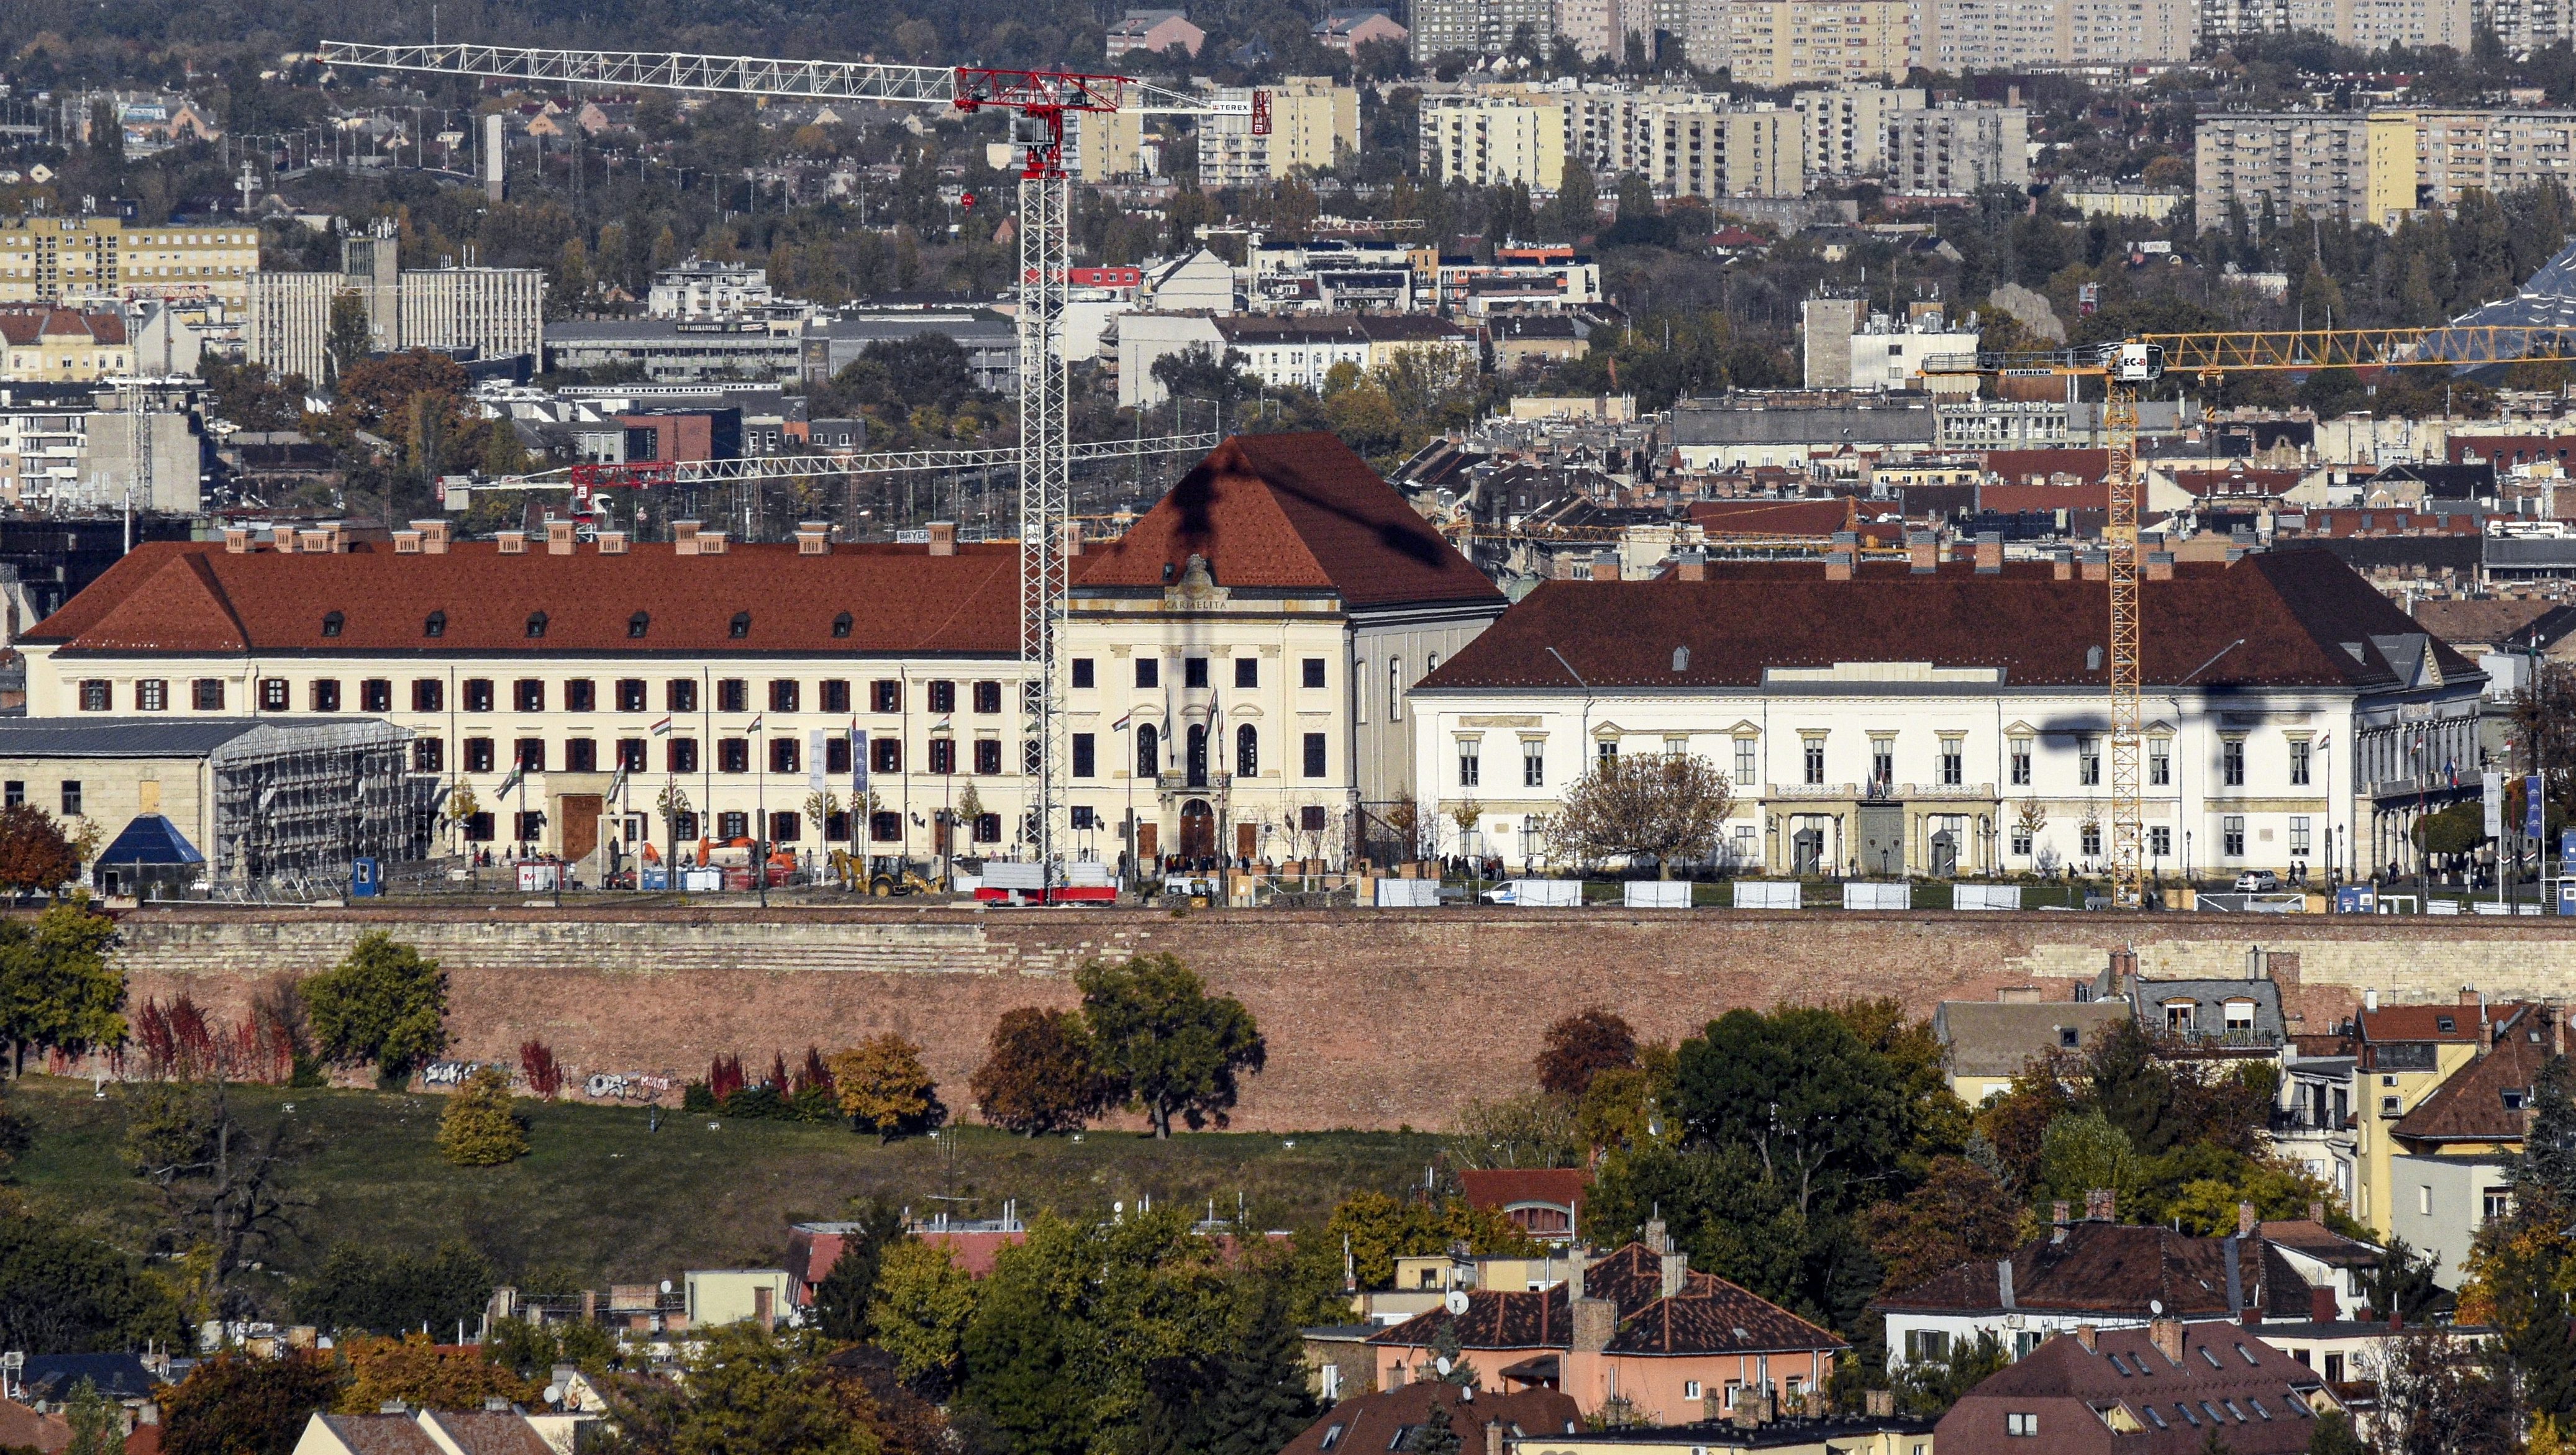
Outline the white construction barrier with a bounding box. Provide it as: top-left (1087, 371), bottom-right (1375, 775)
top-left (1513, 878), bottom-right (1583, 907)
top-left (1953, 883), bottom-right (2023, 911)
top-left (1734, 881), bottom-right (1802, 909)
top-left (1844, 881), bottom-right (1911, 910)
top-left (1624, 880), bottom-right (1691, 909)
top-left (1375, 877), bottom-right (1440, 908)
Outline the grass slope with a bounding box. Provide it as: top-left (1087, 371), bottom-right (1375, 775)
top-left (7, 1077), bottom-right (1437, 1285)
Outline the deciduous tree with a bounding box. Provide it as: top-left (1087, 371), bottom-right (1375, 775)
top-left (0, 899), bottom-right (124, 1076)
top-left (970, 1008), bottom-right (1117, 1136)
top-left (829, 1035), bottom-right (944, 1141)
top-left (161, 1351), bottom-right (347, 1455)
top-left (809, 1197), bottom-right (904, 1343)
top-left (437, 1067), bottom-right (529, 1167)
top-left (1534, 1008), bottom-right (1637, 1097)
top-left (124, 1076), bottom-right (303, 1299)
top-left (870, 1239), bottom-right (981, 1399)
top-left (1077, 953), bottom-right (1264, 1138)
top-left (303, 933), bottom-right (448, 1079)
top-left (337, 1333), bottom-right (541, 1412)
top-left (0, 805), bottom-right (77, 899)
top-left (1544, 753), bottom-right (1733, 877)
top-left (604, 1323), bottom-right (881, 1455)
top-left (1858, 1156), bottom-right (2023, 1295)
top-left (1672, 1006), bottom-right (1911, 1218)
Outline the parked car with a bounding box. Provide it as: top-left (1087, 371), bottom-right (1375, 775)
top-left (2234, 870), bottom-right (2282, 893)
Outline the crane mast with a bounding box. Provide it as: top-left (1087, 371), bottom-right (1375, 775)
top-left (319, 40), bottom-right (1211, 885)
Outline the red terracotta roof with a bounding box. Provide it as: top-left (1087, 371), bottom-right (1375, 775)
top-left (310, 1415), bottom-right (447, 1455)
top-left (1074, 433), bottom-right (1501, 610)
top-left (27, 540), bottom-right (1022, 658)
top-left (2392, 1005), bottom-right (2556, 1143)
top-left (2358, 1002), bottom-right (2521, 1045)
top-left (1877, 1221), bottom-right (2280, 1319)
top-left (0, 1398), bottom-right (70, 1453)
top-left (1985, 447), bottom-right (2110, 484)
top-left (1277, 1382), bottom-right (1578, 1455)
top-left (1981, 481), bottom-right (2110, 514)
top-left (1685, 498), bottom-right (1852, 536)
top-left (1370, 1243), bottom-right (1844, 1359)
top-left (1935, 1323), bottom-right (2336, 1455)
top-left (1420, 549), bottom-right (2477, 693)
top-left (0, 308), bottom-right (125, 347)
top-left (416, 1411), bottom-right (553, 1455)
top-left (2164, 467), bottom-right (2306, 498)
top-left (1459, 1167), bottom-right (1590, 1215)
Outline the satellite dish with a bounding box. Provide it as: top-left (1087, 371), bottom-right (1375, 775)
top-left (2150, 1299), bottom-right (2163, 1315)
top-left (1435, 1356), bottom-right (1453, 1376)
top-left (1445, 1289), bottom-right (1470, 1316)
top-left (543, 1385), bottom-right (563, 1405)
top-left (661, 1279), bottom-right (673, 1295)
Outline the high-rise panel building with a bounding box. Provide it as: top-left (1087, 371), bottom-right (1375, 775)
top-left (1792, 83), bottom-right (1924, 179)
top-left (1886, 104), bottom-right (2029, 194)
top-left (2198, 109), bottom-right (2576, 232)
top-left (0, 217), bottom-right (260, 309)
top-left (1919, 0), bottom-right (2191, 68)
top-left (1727, 0), bottom-right (1913, 84)
top-left (1412, 0), bottom-right (1557, 61)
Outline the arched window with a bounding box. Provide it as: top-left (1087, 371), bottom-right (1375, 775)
top-left (1236, 723), bottom-right (1258, 777)
top-left (1137, 723), bottom-right (1159, 777)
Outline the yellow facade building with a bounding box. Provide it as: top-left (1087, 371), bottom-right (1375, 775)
top-left (0, 308), bottom-right (132, 382)
top-left (0, 217), bottom-right (260, 309)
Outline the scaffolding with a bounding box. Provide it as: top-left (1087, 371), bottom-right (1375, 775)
top-left (208, 721), bottom-right (416, 888)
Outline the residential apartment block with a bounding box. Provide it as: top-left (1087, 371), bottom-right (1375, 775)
top-left (0, 386), bottom-right (198, 512)
top-left (0, 308), bottom-right (130, 383)
top-left (1411, 0), bottom-right (1557, 62)
top-left (2197, 108), bottom-right (2576, 231)
top-left (247, 236), bottom-right (545, 384)
top-left (1726, 0), bottom-right (1913, 86)
top-left (1421, 92), bottom-right (1571, 189)
top-left (0, 217), bottom-right (260, 310)
top-left (1887, 104), bottom-right (2030, 194)
top-left (2201, 0), bottom-right (2470, 46)
top-left (1793, 83), bottom-right (1924, 179)
top-left (1641, 103), bottom-right (1806, 199)
top-left (1198, 79), bottom-right (1359, 186)
top-left (1918, 0), bottom-right (2194, 68)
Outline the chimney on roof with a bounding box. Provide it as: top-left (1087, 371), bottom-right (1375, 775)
top-left (2459, 986), bottom-right (2480, 1007)
top-left (598, 531), bottom-right (629, 555)
top-left (928, 521), bottom-right (957, 558)
top-left (393, 528), bottom-right (423, 554)
top-left (1483, 1419), bottom-right (1503, 1455)
top-left (1865, 1389), bottom-right (1896, 1419)
top-left (297, 527), bottom-right (341, 555)
top-left (672, 520), bottom-right (703, 555)
top-left (1660, 1248), bottom-right (1687, 1299)
top-left (496, 530), bottom-right (528, 556)
top-left (697, 530), bottom-right (729, 555)
top-left (2239, 1202), bottom-right (2259, 1239)
top-left (2308, 1200), bottom-right (2325, 1225)
top-left (1997, 1258), bottom-right (2015, 1310)
top-left (414, 520), bottom-right (451, 555)
top-left (1975, 531), bottom-right (2002, 574)
top-left (2085, 1187), bottom-right (2116, 1222)
top-left (546, 519), bottom-right (576, 555)
top-left (1907, 530), bottom-right (1937, 574)
top-left (2149, 1317), bottom-right (2185, 1366)
top-left (1826, 550), bottom-right (1855, 582)
top-left (2146, 551), bottom-right (2175, 582)
top-left (2080, 550), bottom-right (2108, 581)
top-left (1674, 551), bottom-right (1706, 581)
top-left (2075, 1324), bottom-right (2098, 1353)
top-left (2556, 1004), bottom-right (2565, 1057)
top-left (1645, 1217), bottom-right (1669, 1254)
top-left (1566, 1249), bottom-right (1588, 1302)
top-left (223, 526), bottom-right (253, 554)
top-left (1058, 520), bottom-right (1083, 560)
top-left (1590, 552), bottom-right (1620, 581)
top-left (2052, 1200), bottom-right (2071, 1228)
top-left (2052, 548), bottom-right (2073, 581)
top-left (1570, 1295), bottom-right (1616, 1353)
top-left (796, 522), bottom-right (831, 556)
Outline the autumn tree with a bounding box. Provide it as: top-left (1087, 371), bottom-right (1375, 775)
top-left (1859, 1156), bottom-right (2024, 1295)
top-left (1545, 752), bottom-right (1734, 877)
top-left (971, 1007), bottom-right (1118, 1136)
top-left (160, 1351), bottom-right (347, 1455)
top-left (603, 1324), bottom-right (879, 1455)
top-left (1536, 1008), bottom-right (1639, 1097)
top-left (303, 933), bottom-right (448, 1080)
top-left (437, 1067), bottom-right (529, 1167)
top-left (830, 1034), bottom-right (944, 1141)
top-left (337, 1334), bottom-right (540, 1412)
top-left (0, 805), bottom-right (78, 898)
top-left (1078, 953), bottom-right (1265, 1138)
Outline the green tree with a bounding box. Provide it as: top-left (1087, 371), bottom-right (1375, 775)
top-left (0, 1205), bottom-right (186, 1353)
top-left (871, 1239), bottom-right (981, 1399)
top-left (2364, 1236), bottom-right (2447, 1323)
top-left (606, 1323), bottom-right (880, 1455)
top-left (437, 1067), bottom-right (529, 1167)
top-left (1136, 1268), bottom-right (1318, 1455)
top-left (1077, 954), bottom-right (1265, 1138)
top-left (325, 290), bottom-right (373, 386)
top-left (2306, 1412), bottom-right (2367, 1455)
top-left (161, 1351), bottom-right (348, 1455)
top-left (0, 900), bottom-right (125, 1075)
top-left (2034, 1110), bottom-right (2142, 1209)
top-left (1671, 1006), bottom-right (1910, 1218)
top-left (63, 1377), bottom-right (117, 1455)
top-left (1894, 1331), bottom-right (2009, 1416)
top-left (1321, 1191), bottom-right (1539, 1291)
top-left (303, 933), bottom-right (448, 1079)
top-left (1413, 1398), bottom-right (1461, 1455)
top-left (293, 1242), bottom-right (495, 1336)
top-left (970, 1009), bottom-right (1117, 1136)
top-left (809, 1197), bottom-right (905, 1342)
top-left (2520, 1054), bottom-right (2576, 1206)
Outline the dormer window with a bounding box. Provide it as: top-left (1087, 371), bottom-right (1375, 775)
top-left (526, 612), bottom-right (548, 640)
top-left (2506, 1089), bottom-right (2529, 1112)
top-left (832, 612), bottom-right (853, 639)
top-left (424, 610), bottom-right (447, 638)
top-left (321, 611), bottom-right (344, 638)
top-left (730, 611), bottom-right (752, 639)
top-left (2438, 1017), bottom-right (2456, 1033)
top-left (629, 611), bottom-right (650, 639)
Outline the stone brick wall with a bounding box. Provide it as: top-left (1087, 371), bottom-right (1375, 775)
top-left (98, 906), bottom-right (2576, 1131)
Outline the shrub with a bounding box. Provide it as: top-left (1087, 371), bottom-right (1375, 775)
top-left (436, 1068), bottom-right (528, 1167)
top-left (829, 1035), bottom-right (944, 1141)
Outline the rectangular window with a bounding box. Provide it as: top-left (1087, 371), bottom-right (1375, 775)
top-left (2419, 1185), bottom-right (2433, 1216)
top-left (1459, 741), bottom-right (1480, 788)
top-left (311, 679), bottom-right (342, 712)
top-left (2292, 817), bottom-right (2311, 854)
top-left (1803, 740), bottom-right (1825, 785)
top-left (870, 679), bottom-right (901, 713)
top-left (2223, 739), bottom-right (2246, 787)
top-left (1303, 658), bottom-right (1326, 689)
top-left (929, 738), bottom-right (957, 775)
top-left (357, 679), bottom-right (390, 713)
top-left (871, 811), bottom-right (901, 841)
top-left (872, 738), bottom-right (903, 774)
top-left (973, 681), bottom-right (1001, 714)
top-left (2150, 826), bottom-right (2172, 858)
top-left (2013, 827), bottom-right (2034, 855)
top-left (1234, 658), bottom-right (1258, 689)
top-left (2080, 737), bottom-right (2101, 786)
top-left (465, 738), bottom-right (495, 773)
top-left (667, 738), bottom-right (699, 773)
top-left (2224, 814), bottom-right (2246, 858)
top-left (2010, 739), bottom-right (2031, 786)
top-left (821, 680), bottom-right (850, 713)
top-left (2005, 1413), bottom-right (2037, 1438)
top-left (617, 739), bottom-right (647, 771)
top-left (259, 678), bottom-right (288, 712)
top-left (2290, 739), bottom-right (2311, 786)
top-left (415, 738), bottom-right (444, 773)
top-left (1073, 733), bottom-right (1096, 777)
top-left (1736, 738), bottom-right (1757, 786)
top-left (514, 738), bottom-right (545, 773)
top-left (617, 679), bottom-right (648, 712)
top-left (412, 679), bottom-right (444, 712)
top-left (193, 679), bottom-right (225, 711)
top-left (2083, 823), bottom-right (2102, 858)
top-left (1941, 738), bottom-right (1963, 787)
top-left (136, 679), bottom-right (168, 711)
top-left (770, 738), bottom-right (800, 774)
top-left (1525, 741), bottom-right (1546, 787)
top-left (1301, 805), bottom-right (1328, 832)
top-left (717, 739), bottom-right (750, 774)
top-left (514, 679), bottom-right (545, 713)
top-left (464, 678), bottom-right (494, 712)
top-left (2150, 740), bottom-right (2171, 786)
top-left (826, 737), bottom-right (852, 774)
top-left (2486, 1187), bottom-right (2515, 1222)
top-left (59, 781), bottom-right (81, 817)
top-left (973, 813), bottom-right (1002, 844)
top-left (1072, 658), bottom-right (1096, 689)
top-left (1136, 657), bottom-right (1160, 689)
top-left (4, 782), bottom-right (22, 808)
top-left (565, 739), bottom-right (598, 773)
top-left (1184, 657), bottom-right (1209, 689)
top-left (463, 812), bottom-right (494, 843)
top-left (1304, 733), bottom-right (1327, 778)
top-left (717, 679), bottom-right (749, 714)
top-left (975, 739), bottom-right (1003, 775)
top-left (1871, 738), bottom-right (1893, 787)
top-left (770, 812), bottom-right (801, 843)
top-left (565, 679), bottom-right (596, 714)
top-left (717, 811), bottom-right (749, 841)
top-left (770, 680), bottom-right (801, 713)
top-left (926, 681), bottom-right (955, 714)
